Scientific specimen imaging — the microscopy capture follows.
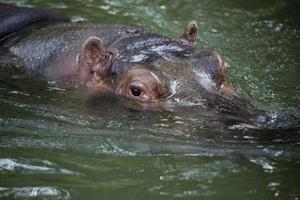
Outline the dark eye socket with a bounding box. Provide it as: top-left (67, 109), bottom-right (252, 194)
top-left (130, 86), bottom-right (142, 97)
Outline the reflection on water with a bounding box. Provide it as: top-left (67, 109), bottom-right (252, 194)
top-left (0, 187), bottom-right (70, 199)
top-left (0, 0), bottom-right (300, 199)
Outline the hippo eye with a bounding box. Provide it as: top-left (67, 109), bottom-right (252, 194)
top-left (130, 86), bottom-right (142, 97)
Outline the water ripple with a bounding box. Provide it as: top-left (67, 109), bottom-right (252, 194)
top-left (0, 187), bottom-right (70, 199)
top-left (0, 158), bottom-right (81, 175)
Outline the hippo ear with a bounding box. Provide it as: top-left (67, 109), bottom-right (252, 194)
top-left (180, 20), bottom-right (198, 47)
top-left (82, 36), bottom-right (117, 77)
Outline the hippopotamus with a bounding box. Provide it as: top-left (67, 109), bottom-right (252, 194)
top-left (0, 3), bottom-right (274, 128)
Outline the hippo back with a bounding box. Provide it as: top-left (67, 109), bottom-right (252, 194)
top-left (0, 3), bottom-right (69, 41)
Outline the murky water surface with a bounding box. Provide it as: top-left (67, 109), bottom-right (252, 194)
top-left (0, 0), bottom-right (300, 199)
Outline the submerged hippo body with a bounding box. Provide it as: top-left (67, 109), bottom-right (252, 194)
top-left (0, 4), bottom-right (271, 127)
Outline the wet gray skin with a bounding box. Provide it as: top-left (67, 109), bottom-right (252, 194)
top-left (2, 21), bottom-right (267, 126)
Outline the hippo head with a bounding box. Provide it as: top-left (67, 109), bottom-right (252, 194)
top-left (79, 21), bottom-right (263, 121)
top-left (112, 49), bottom-right (230, 108)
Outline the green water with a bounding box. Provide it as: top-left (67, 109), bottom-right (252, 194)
top-left (0, 0), bottom-right (300, 199)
